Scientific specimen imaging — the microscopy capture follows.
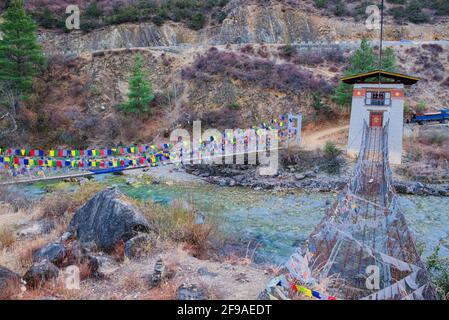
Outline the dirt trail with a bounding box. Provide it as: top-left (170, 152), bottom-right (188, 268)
top-left (302, 125), bottom-right (349, 150)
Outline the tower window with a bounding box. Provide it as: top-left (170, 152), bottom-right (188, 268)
top-left (365, 91), bottom-right (391, 106)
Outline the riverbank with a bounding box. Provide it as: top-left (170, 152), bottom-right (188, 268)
top-left (178, 164), bottom-right (449, 197)
top-left (0, 184), bottom-right (273, 300)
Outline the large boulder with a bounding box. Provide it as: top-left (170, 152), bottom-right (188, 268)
top-left (0, 266), bottom-right (21, 299)
top-left (68, 187), bottom-right (151, 252)
top-left (23, 260), bottom-right (60, 289)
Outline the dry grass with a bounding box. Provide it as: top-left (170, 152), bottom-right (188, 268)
top-left (20, 278), bottom-right (84, 300)
top-left (125, 197), bottom-right (219, 259)
top-left (38, 181), bottom-right (104, 220)
top-left (112, 240), bottom-right (125, 262)
top-left (402, 135), bottom-right (449, 182)
top-left (142, 278), bottom-right (180, 300)
top-left (118, 272), bottom-right (147, 294)
top-left (0, 227), bottom-right (16, 250)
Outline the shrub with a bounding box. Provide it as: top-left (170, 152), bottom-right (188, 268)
top-left (323, 140), bottom-right (342, 159)
top-left (416, 100), bottom-right (427, 112)
top-left (311, 91), bottom-right (334, 119)
top-left (30, 8), bottom-right (62, 29)
top-left (314, 0), bottom-right (327, 8)
top-left (405, 1), bottom-right (430, 23)
top-left (228, 101), bottom-right (240, 110)
top-left (323, 140), bottom-right (343, 174)
top-left (182, 49), bottom-right (329, 94)
top-left (422, 43), bottom-right (444, 55)
top-left (334, 0), bottom-right (347, 16)
top-left (426, 245), bottom-right (449, 300)
top-left (84, 1), bottom-right (103, 19)
top-left (424, 133), bottom-right (445, 146)
top-left (279, 45), bottom-right (296, 59)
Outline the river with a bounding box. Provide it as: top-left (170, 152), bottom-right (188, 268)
top-left (10, 174), bottom-right (449, 264)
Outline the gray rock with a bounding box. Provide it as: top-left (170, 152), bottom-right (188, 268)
top-left (149, 257), bottom-right (165, 288)
top-left (17, 219), bottom-right (54, 238)
top-left (64, 240), bottom-right (84, 265)
top-left (176, 283), bottom-right (208, 300)
top-left (195, 213), bottom-right (205, 225)
top-left (294, 173), bottom-right (306, 180)
top-left (23, 260), bottom-right (59, 288)
top-left (59, 232), bottom-right (74, 242)
top-left (197, 267), bottom-right (218, 277)
top-left (87, 254), bottom-right (119, 278)
top-left (0, 266), bottom-right (21, 299)
top-left (68, 187), bottom-right (151, 252)
top-left (124, 233), bottom-right (152, 259)
top-left (32, 242), bottom-right (66, 267)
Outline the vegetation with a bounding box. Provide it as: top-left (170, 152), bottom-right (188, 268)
top-left (27, 0), bottom-right (229, 32)
top-left (182, 47), bottom-right (333, 94)
top-left (0, 0), bottom-right (46, 98)
top-left (426, 245), bottom-right (449, 300)
top-left (323, 140), bottom-right (342, 159)
top-left (323, 140), bottom-right (343, 174)
top-left (311, 91), bottom-right (333, 120)
top-left (121, 54), bottom-right (155, 114)
top-left (313, 0), bottom-right (448, 22)
top-left (333, 38), bottom-right (396, 107)
top-left (0, 227), bottom-right (16, 250)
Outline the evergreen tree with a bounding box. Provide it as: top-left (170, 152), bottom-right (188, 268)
top-left (332, 38), bottom-right (396, 107)
top-left (0, 0), bottom-right (46, 98)
top-left (122, 54), bottom-right (154, 114)
top-left (381, 47), bottom-right (396, 72)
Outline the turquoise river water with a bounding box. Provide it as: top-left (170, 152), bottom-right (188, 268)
top-left (13, 174), bottom-right (449, 264)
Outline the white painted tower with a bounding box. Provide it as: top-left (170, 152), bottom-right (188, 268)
top-left (343, 70), bottom-right (420, 165)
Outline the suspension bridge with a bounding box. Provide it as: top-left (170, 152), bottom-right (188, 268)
top-left (265, 120), bottom-right (438, 300)
top-left (0, 114), bottom-right (302, 186)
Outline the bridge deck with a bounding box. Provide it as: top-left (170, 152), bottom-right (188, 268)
top-left (292, 121), bottom-right (437, 300)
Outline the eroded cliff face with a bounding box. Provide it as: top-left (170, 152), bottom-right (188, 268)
top-left (40, 3), bottom-right (449, 55)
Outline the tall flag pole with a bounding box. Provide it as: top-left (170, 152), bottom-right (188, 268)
top-left (378, 0), bottom-right (385, 86)
top-left (379, 0), bottom-right (384, 69)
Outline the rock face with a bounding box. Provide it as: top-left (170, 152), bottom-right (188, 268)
top-left (0, 266), bottom-right (21, 299)
top-left (23, 260), bottom-right (60, 288)
top-left (68, 187), bottom-right (151, 252)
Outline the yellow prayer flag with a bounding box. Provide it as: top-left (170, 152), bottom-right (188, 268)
top-left (50, 150), bottom-right (55, 157)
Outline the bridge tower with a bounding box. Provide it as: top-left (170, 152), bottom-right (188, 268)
top-left (343, 70), bottom-right (420, 164)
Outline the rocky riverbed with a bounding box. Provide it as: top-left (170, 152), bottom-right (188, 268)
top-left (183, 164), bottom-right (449, 197)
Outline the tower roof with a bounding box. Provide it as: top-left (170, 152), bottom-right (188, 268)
top-left (341, 70), bottom-right (420, 85)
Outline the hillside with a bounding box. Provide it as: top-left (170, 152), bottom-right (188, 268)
top-left (4, 40), bottom-right (445, 150)
top-left (1, 0), bottom-right (449, 149)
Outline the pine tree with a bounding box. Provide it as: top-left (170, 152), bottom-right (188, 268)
top-left (0, 0), bottom-right (46, 97)
top-left (122, 54), bottom-right (154, 114)
top-left (381, 47), bottom-right (396, 72)
top-left (332, 38), bottom-right (396, 107)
